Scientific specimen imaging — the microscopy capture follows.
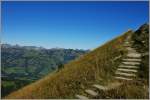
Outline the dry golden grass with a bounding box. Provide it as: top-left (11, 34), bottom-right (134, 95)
top-left (100, 80), bottom-right (149, 99)
top-left (5, 30), bottom-right (147, 99)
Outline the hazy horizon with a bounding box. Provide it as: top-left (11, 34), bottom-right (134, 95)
top-left (2, 42), bottom-right (90, 50)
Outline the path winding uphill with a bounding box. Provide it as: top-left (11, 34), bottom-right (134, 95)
top-left (5, 24), bottom-right (148, 99)
top-left (114, 35), bottom-right (141, 81)
top-left (75, 33), bottom-right (142, 99)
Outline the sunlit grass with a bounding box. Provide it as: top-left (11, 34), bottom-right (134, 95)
top-left (5, 31), bottom-right (148, 99)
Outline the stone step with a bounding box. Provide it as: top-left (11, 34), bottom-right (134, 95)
top-left (122, 62), bottom-right (140, 65)
top-left (126, 53), bottom-right (141, 58)
top-left (126, 47), bottom-right (134, 49)
top-left (118, 65), bottom-right (138, 69)
top-left (93, 84), bottom-right (108, 91)
top-left (128, 51), bottom-right (137, 54)
top-left (128, 51), bottom-right (137, 53)
top-left (117, 68), bottom-right (137, 73)
top-left (126, 47), bottom-right (137, 52)
top-left (93, 82), bottom-right (122, 92)
top-left (116, 71), bottom-right (136, 77)
top-left (122, 58), bottom-right (141, 62)
top-left (85, 89), bottom-right (98, 97)
top-left (75, 94), bottom-right (89, 99)
top-left (115, 76), bottom-right (132, 81)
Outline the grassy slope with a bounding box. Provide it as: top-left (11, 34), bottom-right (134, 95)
top-left (6, 29), bottom-right (148, 99)
top-left (5, 31), bottom-right (129, 99)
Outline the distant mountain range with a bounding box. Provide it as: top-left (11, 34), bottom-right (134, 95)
top-left (1, 44), bottom-right (89, 97)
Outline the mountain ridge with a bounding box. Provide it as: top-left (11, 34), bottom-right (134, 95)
top-left (5, 24), bottom-right (149, 99)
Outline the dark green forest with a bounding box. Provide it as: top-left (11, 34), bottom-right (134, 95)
top-left (1, 44), bottom-right (88, 97)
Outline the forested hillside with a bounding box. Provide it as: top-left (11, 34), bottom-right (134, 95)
top-left (1, 44), bottom-right (88, 97)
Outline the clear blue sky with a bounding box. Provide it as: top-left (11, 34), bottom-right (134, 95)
top-left (2, 1), bottom-right (149, 49)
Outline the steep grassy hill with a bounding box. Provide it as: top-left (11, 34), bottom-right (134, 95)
top-left (5, 24), bottom-right (149, 99)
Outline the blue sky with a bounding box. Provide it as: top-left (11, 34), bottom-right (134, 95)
top-left (2, 1), bottom-right (149, 49)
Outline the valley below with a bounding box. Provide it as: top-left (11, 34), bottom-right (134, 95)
top-left (1, 45), bottom-right (88, 97)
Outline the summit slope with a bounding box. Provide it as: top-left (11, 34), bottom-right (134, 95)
top-left (5, 24), bottom-right (149, 99)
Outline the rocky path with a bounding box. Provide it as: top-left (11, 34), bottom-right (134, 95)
top-left (75, 34), bottom-right (142, 99)
top-left (114, 37), bottom-right (141, 81)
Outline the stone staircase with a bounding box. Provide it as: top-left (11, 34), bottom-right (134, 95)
top-left (75, 82), bottom-right (122, 99)
top-left (114, 36), bottom-right (141, 81)
top-left (75, 34), bottom-right (142, 99)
